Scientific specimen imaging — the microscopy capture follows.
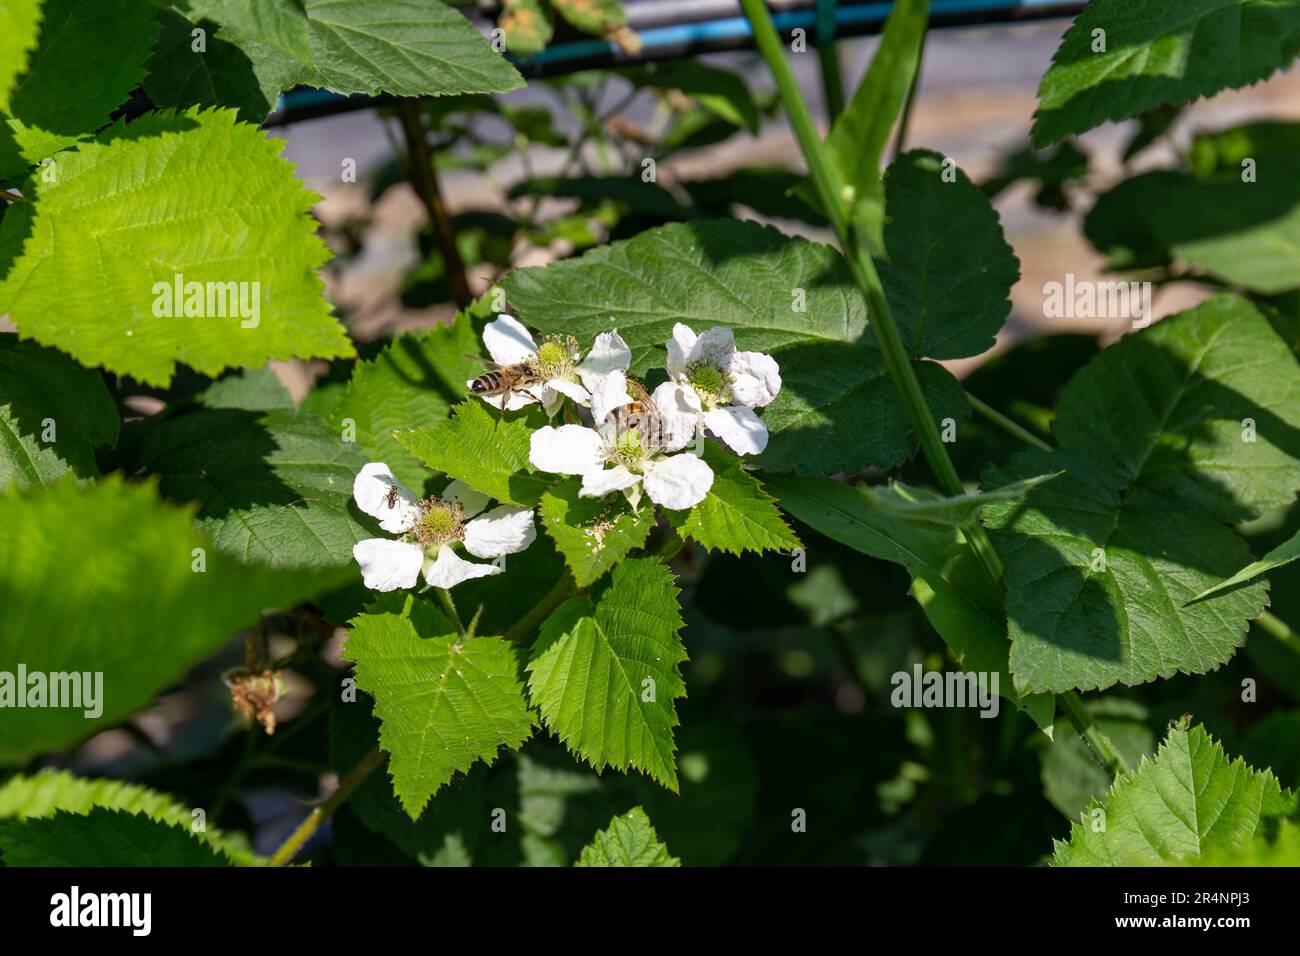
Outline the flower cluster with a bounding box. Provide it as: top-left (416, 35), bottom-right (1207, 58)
top-left (351, 315), bottom-right (780, 591)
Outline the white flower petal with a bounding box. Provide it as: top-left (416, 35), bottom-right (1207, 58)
top-left (472, 386), bottom-right (537, 412)
top-left (650, 381), bottom-right (704, 452)
top-left (530, 424), bottom-right (604, 475)
top-left (424, 544), bottom-right (502, 589)
top-left (482, 314), bottom-right (538, 366)
top-left (440, 479), bottom-right (489, 519)
top-left (704, 405), bottom-right (768, 455)
top-left (590, 369), bottom-right (633, 425)
top-left (665, 323), bottom-right (697, 379)
top-left (353, 538), bottom-right (425, 592)
top-left (545, 377), bottom-right (591, 406)
top-left (579, 465), bottom-right (642, 498)
top-left (353, 462), bottom-right (420, 533)
top-left (577, 330), bottom-right (632, 386)
top-left (691, 327), bottom-right (736, 366)
top-left (642, 453), bottom-right (714, 510)
top-left (724, 350), bottom-right (782, 407)
top-left (463, 505), bottom-right (537, 559)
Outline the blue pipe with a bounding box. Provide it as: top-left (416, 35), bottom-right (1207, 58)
top-left (273, 0), bottom-right (1073, 117)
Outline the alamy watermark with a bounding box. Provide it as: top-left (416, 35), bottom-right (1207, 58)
top-left (890, 665), bottom-right (1000, 718)
top-left (151, 272), bottom-right (261, 328)
top-left (0, 663), bottom-right (103, 718)
top-left (1043, 273), bottom-right (1152, 328)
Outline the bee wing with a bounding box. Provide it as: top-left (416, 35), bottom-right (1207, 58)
top-left (466, 354), bottom-right (504, 370)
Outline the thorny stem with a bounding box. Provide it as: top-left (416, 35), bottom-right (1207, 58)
top-left (891, 26), bottom-right (927, 161)
top-left (435, 587), bottom-right (466, 636)
top-left (266, 745), bottom-right (385, 867)
top-left (966, 391), bottom-right (1054, 453)
top-left (740, 0), bottom-right (1003, 590)
top-left (814, 0), bottom-right (845, 120)
top-left (1059, 692), bottom-right (1130, 777)
top-left (396, 99), bottom-right (472, 309)
top-left (742, 0), bottom-right (1130, 779)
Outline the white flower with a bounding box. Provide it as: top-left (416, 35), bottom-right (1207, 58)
top-left (529, 416), bottom-right (713, 511)
top-left (351, 463), bottom-right (536, 591)
top-left (663, 323), bottom-right (781, 455)
top-left (468, 314), bottom-right (631, 416)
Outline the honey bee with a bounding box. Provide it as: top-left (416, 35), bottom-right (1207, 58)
top-left (468, 359), bottom-right (542, 411)
top-left (605, 378), bottom-right (670, 452)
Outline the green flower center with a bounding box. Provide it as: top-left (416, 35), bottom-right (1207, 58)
top-left (413, 498), bottom-right (464, 547)
top-left (686, 362), bottom-right (730, 407)
top-left (609, 428), bottom-right (646, 469)
top-left (532, 336), bottom-right (579, 379)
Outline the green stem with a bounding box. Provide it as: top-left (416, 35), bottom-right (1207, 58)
top-left (814, 0), bottom-right (845, 120)
top-left (1059, 691), bottom-right (1129, 778)
top-left (740, 0), bottom-right (1002, 588)
top-left (266, 745), bottom-right (384, 867)
top-left (435, 587), bottom-right (466, 636)
top-left (966, 391), bottom-right (1054, 453)
top-left (504, 571), bottom-right (577, 643)
top-left (891, 26), bottom-right (926, 161)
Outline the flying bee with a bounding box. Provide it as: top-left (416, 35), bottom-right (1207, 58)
top-left (605, 377), bottom-right (670, 453)
top-left (468, 358), bottom-right (543, 411)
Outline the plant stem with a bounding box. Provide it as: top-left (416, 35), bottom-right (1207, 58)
top-left (891, 26), bottom-right (926, 161)
top-left (504, 571), bottom-right (577, 643)
top-left (396, 99), bottom-right (471, 309)
top-left (266, 745), bottom-right (385, 867)
top-left (966, 391), bottom-right (1054, 453)
top-left (814, 0), bottom-right (845, 120)
top-left (1059, 691), bottom-right (1129, 778)
top-left (435, 587), bottom-right (466, 636)
top-left (743, 0), bottom-right (1130, 781)
top-left (741, 0), bottom-right (1002, 588)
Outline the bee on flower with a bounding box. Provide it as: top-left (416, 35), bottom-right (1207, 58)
top-left (468, 313), bottom-right (631, 416)
top-left (351, 463), bottom-right (536, 591)
top-left (529, 369), bottom-right (713, 510)
top-left (654, 323), bottom-right (782, 455)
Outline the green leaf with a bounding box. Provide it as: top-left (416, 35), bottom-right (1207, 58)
top-left (333, 316), bottom-right (483, 491)
top-left (767, 473), bottom-right (1055, 730)
top-left (144, 8), bottom-right (301, 123)
top-left (862, 473), bottom-right (1061, 528)
top-left (0, 335), bottom-right (118, 489)
top-left (0, 0), bottom-right (42, 110)
top-left (0, 107), bottom-right (354, 386)
top-left (622, 61), bottom-right (758, 132)
top-left (1053, 719), bottom-right (1298, 866)
top-left (1193, 819), bottom-right (1300, 866)
top-left (528, 559), bottom-right (687, 789)
top-left (575, 806), bottom-right (680, 867)
top-left (0, 808), bottom-right (234, 866)
top-left (342, 593), bottom-right (535, 819)
top-left (396, 400), bottom-right (550, 507)
top-left (878, 150), bottom-right (1020, 359)
top-left (1192, 526), bottom-right (1300, 603)
top-left (499, 0), bottom-right (553, 58)
top-left (0, 476), bottom-right (325, 765)
top-left (1033, 0), bottom-right (1300, 147)
top-left (539, 480), bottom-right (654, 586)
top-left (189, 0), bottom-right (524, 97)
top-left (138, 408), bottom-right (372, 570)
top-left (667, 443), bottom-right (800, 555)
top-left (1086, 167), bottom-right (1300, 295)
top-left (501, 218), bottom-right (968, 475)
top-left (983, 295), bottom-right (1300, 694)
top-left (1, 0), bottom-right (159, 172)
top-left (0, 769), bottom-right (260, 864)
top-left (196, 367), bottom-right (294, 412)
top-left (823, 0), bottom-right (928, 252)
